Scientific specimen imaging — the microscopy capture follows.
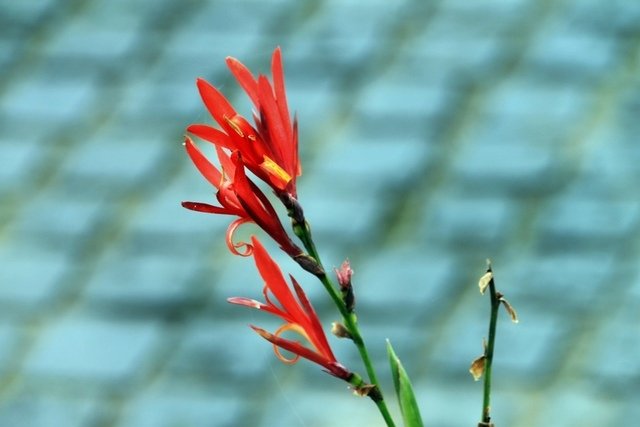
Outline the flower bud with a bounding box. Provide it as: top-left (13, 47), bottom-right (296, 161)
top-left (335, 260), bottom-right (355, 312)
top-left (335, 260), bottom-right (353, 288)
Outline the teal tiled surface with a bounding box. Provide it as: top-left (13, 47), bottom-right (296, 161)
top-left (1, 0), bottom-right (640, 426)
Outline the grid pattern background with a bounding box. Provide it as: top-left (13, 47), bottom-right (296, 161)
top-left (1, 0), bottom-right (640, 426)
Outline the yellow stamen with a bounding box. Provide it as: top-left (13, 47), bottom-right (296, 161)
top-left (224, 116), bottom-right (244, 137)
top-left (261, 156), bottom-right (292, 184)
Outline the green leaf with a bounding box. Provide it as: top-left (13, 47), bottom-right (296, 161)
top-left (387, 340), bottom-right (424, 427)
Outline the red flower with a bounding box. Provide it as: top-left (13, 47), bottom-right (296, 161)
top-left (229, 236), bottom-right (351, 380)
top-left (187, 47), bottom-right (301, 197)
top-left (181, 137), bottom-right (301, 258)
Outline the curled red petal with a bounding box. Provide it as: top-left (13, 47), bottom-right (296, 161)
top-left (226, 217), bottom-right (253, 256)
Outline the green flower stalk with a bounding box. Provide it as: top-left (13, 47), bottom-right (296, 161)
top-left (471, 261), bottom-right (518, 427)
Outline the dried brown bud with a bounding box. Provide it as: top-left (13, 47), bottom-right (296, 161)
top-left (478, 271), bottom-right (493, 294)
top-left (500, 297), bottom-right (519, 323)
top-left (294, 254), bottom-right (325, 277)
top-left (331, 322), bottom-right (353, 340)
top-left (352, 383), bottom-right (377, 398)
top-left (469, 354), bottom-right (486, 381)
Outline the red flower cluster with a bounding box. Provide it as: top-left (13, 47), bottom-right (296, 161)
top-left (183, 48), bottom-right (347, 377)
top-left (189, 47), bottom-right (300, 197)
top-left (229, 237), bottom-right (350, 379)
top-left (182, 47), bottom-right (302, 257)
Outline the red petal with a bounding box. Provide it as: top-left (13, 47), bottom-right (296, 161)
top-left (226, 217), bottom-right (253, 256)
top-left (293, 117), bottom-right (301, 177)
top-left (226, 56), bottom-right (260, 108)
top-left (251, 237), bottom-right (308, 321)
top-left (271, 47), bottom-right (293, 143)
top-left (196, 78), bottom-right (237, 127)
top-left (227, 296), bottom-right (291, 321)
top-left (257, 76), bottom-right (288, 166)
top-left (187, 124), bottom-right (236, 151)
top-left (231, 154), bottom-right (291, 248)
top-left (181, 201), bottom-right (231, 215)
top-left (184, 137), bottom-right (222, 189)
top-left (227, 297), bottom-right (264, 309)
top-left (290, 277), bottom-right (335, 360)
top-left (251, 326), bottom-right (335, 370)
top-left (215, 145), bottom-right (235, 178)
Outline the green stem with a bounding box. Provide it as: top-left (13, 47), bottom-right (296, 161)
top-left (296, 220), bottom-right (395, 427)
top-left (347, 372), bottom-right (397, 427)
top-left (481, 271), bottom-right (500, 425)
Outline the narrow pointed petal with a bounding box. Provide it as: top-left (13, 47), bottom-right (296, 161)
top-left (257, 75), bottom-right (288, 165)
top-left (181, 201), bottom-right (233, 215)
top-left (196, 78), bottom-right (237, 127)
top-left (271, 46), bottom-right (292, 141)
top-left (184, 137), bottom-right (222, 189)
top-left (187, 124), bottom-right (237, 151)
top-left (227, 297), bottom-right (265, 309)
top-left (215, 145), bottom-right (235, 178)
top-left (251, 237), bottom-right (308, 321)
top-left (251, 326), bottom-right (336, 372)
top-left (292, 117), bottom-right (301, 177)
top-left (229, 296), bottom-right (292, 320)
top-left (291, 277), bottom-right (336, 359)
top-left (226, 56), bottom-right (260, 107)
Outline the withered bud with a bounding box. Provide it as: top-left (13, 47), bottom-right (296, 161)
top-left (478, 271), bottom-right (493, 294)
top-left (499, 297), bottom-right (519, 323)
top-left (469, 354), bottom-right (486, 381)
top-left (351, 383), bottom-right (378, 398)
top-left (294, 254), bottom-right (325, 277)
top-left (335, 260), bottom-right (353, 288)
top-left (331, 322), bottom-right (353, 340)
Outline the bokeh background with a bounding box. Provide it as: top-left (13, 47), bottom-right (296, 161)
top-left (1, 0), bottom-right (640, 426)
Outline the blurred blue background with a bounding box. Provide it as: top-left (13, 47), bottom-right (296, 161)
top-left (1, 0), bottom-right (640, 426)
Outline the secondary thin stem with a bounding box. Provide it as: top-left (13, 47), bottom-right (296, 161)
top-left (481, 270), bottom-right (500, 425)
